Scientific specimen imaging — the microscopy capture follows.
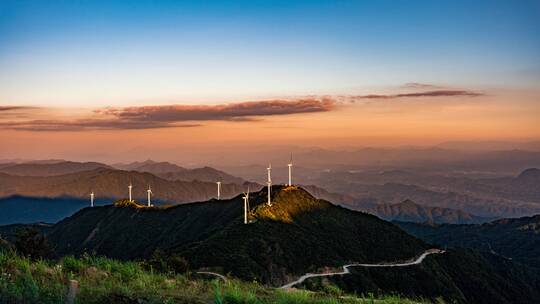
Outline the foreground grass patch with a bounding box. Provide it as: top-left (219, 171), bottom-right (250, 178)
top-left (0, 250), bottom-right (436, 304)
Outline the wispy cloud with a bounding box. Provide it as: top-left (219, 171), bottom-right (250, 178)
top-left (401, 82), bottom-right (445, 90)
top-left (353, 90), bottom-right (484, 100)
top-left (0, 106), bottom-right (40, 112)
top-left (0, 119), bottom-right (200, 131)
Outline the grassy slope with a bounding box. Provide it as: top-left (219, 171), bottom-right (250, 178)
top-left (0, 250), bottom-right (430, 304)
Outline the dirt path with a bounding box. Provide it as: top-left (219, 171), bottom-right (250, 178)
top-left (280, 249), bottom-right (445, 289)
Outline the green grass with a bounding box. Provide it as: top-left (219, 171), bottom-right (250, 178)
top-left (0, 250), bottom-right (435, 304)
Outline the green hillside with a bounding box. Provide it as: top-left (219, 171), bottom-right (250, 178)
top-left (396, 215), bottom-right (540, 269)
top-left (47, 186), bottom-right (427, 285)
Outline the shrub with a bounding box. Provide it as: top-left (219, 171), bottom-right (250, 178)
top-left (168, 255), bottom-right (189, 274)
top-left (14, 228), bottom-right (52, 259)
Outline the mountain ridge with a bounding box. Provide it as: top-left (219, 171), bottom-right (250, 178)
top-left (45, 185), bottom-right (428, 285)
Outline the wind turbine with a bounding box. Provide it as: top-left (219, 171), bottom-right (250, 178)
top-left (287, 153), bottom-right (293, 187)
top-left (216, 181), bottom-right (221, 200)
top-left (242, 186), bottom-right (250, 224)
top-left (147, 185), bottom-right (152, 207)
top-left (266, 163), bottom-right (272, 206)
top-left (90, 192), bottom-right (94, 207)
top-left (128, 183), bottom-right (133, 202)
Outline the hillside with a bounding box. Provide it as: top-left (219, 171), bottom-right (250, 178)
top-left (301, 248), bottom-right (540, 304)
top-left (3, 186), bottom-right (540, 303)
top-left (367, 199), bottom-right (490, 224)
top-left (0, 161), bottom-right (110, 176)
top-left (46, 186), bottom-right (428, 285)
top-left (396, 215), bottom-right (540, 269)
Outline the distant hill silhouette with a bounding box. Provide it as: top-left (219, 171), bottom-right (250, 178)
top-left (113, 160), bottom-right (186, 174)
top-left (114, 160), bottom-right (246, 184)
top-left (0, 161), bottom-right (110, 176)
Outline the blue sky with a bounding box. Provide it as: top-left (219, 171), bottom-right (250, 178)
top-left (0, 0), bottom-right (539, 107)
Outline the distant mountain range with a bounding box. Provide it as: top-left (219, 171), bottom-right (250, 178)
top-left (0, 159), bottom-right (245, 184)
top-left (114, 160), bottom-right (246, 184)
top-left (365, 199), bottom-right (492, 224)
top-left (396, 214), bottom-right (540, 269)
top-left (0, 167), bottom-right (253, 204)
top-left (313, 168), bottom-right (540, 218)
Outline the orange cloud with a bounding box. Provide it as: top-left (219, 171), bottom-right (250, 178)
top-left (0, 87), bottom-right (484, 131)
top-left (104, 98), bottom-right (336, 122)
top-left (0, 98), bottom-right (335, 131)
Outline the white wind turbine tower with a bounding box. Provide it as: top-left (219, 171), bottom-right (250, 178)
top-left (90, 192), bottom-right (94, 207)
top-left (242, 186), bottom-right (250, 224)
top-left (287, 153), bottom-right (293, 187)
top-left (128, 183), bottom-right (133, 202)
top-left (266, 163), bottom-right (272, 206)
top-left (147, 185), bottom-right (153, 207)
top-left (216, 181), bottom-right (221, 200)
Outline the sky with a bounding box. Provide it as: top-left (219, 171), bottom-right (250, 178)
top-left (0, 0), bottom-right (539, 163)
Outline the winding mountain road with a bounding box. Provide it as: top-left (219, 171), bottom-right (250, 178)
top-left (280, 249), bottom-right (445, 289)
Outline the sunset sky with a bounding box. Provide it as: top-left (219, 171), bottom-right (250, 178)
top-left (1, 1), bottom-right (539, 163)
